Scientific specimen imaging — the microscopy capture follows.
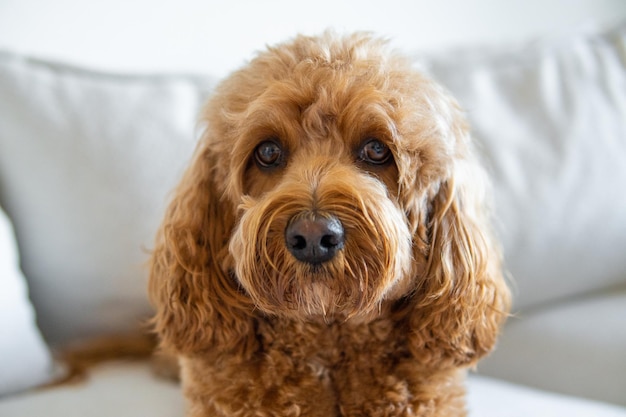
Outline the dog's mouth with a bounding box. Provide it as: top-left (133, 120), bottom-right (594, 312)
top-left (296, 258), bottom-right (349, 287)
top-left (305, 263), bottom-right (330, 276)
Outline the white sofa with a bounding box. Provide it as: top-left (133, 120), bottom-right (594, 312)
top-left (1, 2), bottom-right (625, 415)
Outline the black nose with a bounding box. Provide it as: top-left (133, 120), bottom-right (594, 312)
top-left (285, 214), bottom-right (345, 264)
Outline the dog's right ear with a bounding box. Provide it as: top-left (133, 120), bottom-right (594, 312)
top-left (148, 145), bottom-right (255, 357)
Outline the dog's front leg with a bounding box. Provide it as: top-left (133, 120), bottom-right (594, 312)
top-left (335, 357), bottom-right (468, 417)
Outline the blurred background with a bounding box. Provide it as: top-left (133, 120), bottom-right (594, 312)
top-left (1, 0), bottom-right (625, 76)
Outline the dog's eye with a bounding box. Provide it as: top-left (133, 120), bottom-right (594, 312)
top-left (254, 140), bottom-right (284, 168)
top-left (359, 139), bottom-right (392, 165)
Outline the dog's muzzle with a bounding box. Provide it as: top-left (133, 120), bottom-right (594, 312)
top-left (285, 213), bottom-right (345, 265)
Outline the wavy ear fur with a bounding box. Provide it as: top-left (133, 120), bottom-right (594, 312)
top-left (148, 144), bottom-right (256, 357)
top-left (408, 159), bottom-right (511, 368)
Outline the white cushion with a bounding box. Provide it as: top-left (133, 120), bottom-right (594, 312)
top-left (420, 24), bottom-right (626, 310)
top-left (0, 206), bottom-right (56, 395)
top-left (0, 362), bottom-right (624, 416)
top-left (0, 52), bottom-right (213, 346)
top-left (468, 375), bottom-right (626, 417)
top-left (480, 289), bottom-right (626, 406)
top-left (0, 362), bottom-right (184, 416)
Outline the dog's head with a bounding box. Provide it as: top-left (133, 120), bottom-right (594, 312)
top-left (150, 32), bottom-right (509, 362)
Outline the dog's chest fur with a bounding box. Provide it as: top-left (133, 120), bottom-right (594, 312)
top-left (182, 310), bottom-right (465, 416)
top-left (257, 313), bottom-right (411, 372)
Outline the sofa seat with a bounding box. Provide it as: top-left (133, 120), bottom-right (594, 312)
top-left (0, 362), bottom-right (624, 417)
top-left (0, 363), bottom-right (183, 417)
top-left (481, 288), bottom-right (626, 406)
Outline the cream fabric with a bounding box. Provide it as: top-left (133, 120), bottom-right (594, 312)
top-left (481, 289), bottom-right (626, 406)
top-left (420, 25), bottom-right (626, 310)
top-left (0, 206), bottom-right (55, 395)
top-left (0, 53), bottom-right (213, 345)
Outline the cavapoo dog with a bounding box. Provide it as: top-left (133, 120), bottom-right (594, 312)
top-left (149, 32), bottom-right (510, 417)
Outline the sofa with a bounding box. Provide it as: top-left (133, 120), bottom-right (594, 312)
top-left (0, 5), bottom-right (625, 416)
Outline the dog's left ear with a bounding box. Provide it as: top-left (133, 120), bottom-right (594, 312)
top-left (408, 158), bottom-right (511, 368)
top-left (148, 143), bottom-right (256, 358)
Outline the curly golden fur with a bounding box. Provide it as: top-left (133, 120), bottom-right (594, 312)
top-left (149, 32), bottom-right (510, 417)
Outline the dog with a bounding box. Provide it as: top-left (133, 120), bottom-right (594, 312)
top-left (149, 32), bottom-right (510, 417)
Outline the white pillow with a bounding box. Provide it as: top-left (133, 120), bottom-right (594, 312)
top-left (420, 24), bottom-right (626, 309)
top-left (0, 206), bottom-right (55, 395)
top-left (0, 52), bottom-right (215, 346)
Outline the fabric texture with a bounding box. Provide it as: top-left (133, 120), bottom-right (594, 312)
top-left (420, 24), bottom-right (626, 310)
top-left (467, 375), bottom-right (626, 417)
top-left (480, 289), bottom-right (626, 406)
top-left (0, 52), bottom-right (214, 346)
top-left (0, 362), bottom-right (184, 416)
top-left (0, 206), bottom-right (55, 395)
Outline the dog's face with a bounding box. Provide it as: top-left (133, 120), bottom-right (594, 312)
top-left (201, 33), bottom-right (463, 319)
top-left (150, 32), bottom-right (509, 360)
top-left (229, 103), bottom-right (414, 318)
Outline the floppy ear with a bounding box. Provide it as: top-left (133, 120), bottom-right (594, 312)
top-left (148, 144), bottom-right (256, 357)
top-left (408, 159), bottom-right (511, 368)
